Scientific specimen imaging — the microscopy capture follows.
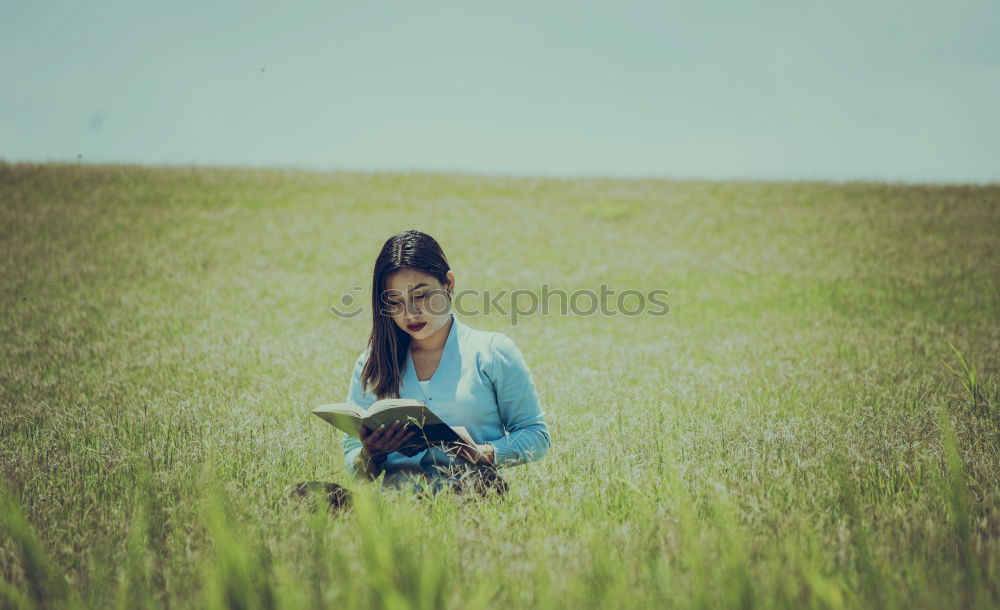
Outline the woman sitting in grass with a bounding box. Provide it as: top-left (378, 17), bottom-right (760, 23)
top-left (295, 229), bottom-right (550, 506)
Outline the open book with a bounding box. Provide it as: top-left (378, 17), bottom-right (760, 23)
top-left (312, 398), bottom-right (473, 458)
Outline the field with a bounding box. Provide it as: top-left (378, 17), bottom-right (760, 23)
top-left (1, 161), bottom-right (998, 609)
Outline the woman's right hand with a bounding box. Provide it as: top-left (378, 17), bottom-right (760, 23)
top-left (359, 421), bottom-right (415, 462)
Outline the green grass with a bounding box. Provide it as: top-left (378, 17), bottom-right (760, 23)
top-left (1, 161), bottom-right (998, 608)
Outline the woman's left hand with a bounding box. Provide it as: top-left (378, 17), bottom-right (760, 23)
top-left (448, 441), bottom-right (495, 466)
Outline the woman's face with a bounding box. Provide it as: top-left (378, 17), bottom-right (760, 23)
top-left (383, 268), bottom-right (454, 341)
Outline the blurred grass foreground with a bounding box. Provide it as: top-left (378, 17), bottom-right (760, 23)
top-left (1, 161), bottom-right (998, 609)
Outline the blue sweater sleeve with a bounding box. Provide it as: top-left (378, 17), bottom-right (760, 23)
top-left (485, 333), bottom-right (551, 466)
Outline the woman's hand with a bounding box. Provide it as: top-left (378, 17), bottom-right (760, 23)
top-left (448, 441), bottom-right (496, 466)
top-left (360, 421), bottom-right (415, 462)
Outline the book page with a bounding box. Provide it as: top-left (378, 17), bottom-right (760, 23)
top-left (363, 404), bottom-right (444, 430)
top-left (362, 405), bottom-right (464, 446)
top-left (451, 425), bottom-right (475, 446)
top-left (311, 405), bottom-right (365, 437)
top-left (311, 401), bottom-right (464, 452)
top-left (367, 398), bottom-right (424, 417)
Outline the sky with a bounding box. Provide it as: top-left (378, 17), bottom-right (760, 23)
top-left (2, 0), bottom-right (998, 183)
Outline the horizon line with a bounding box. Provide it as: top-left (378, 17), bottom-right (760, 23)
top-left (2, 157), bottom-right (997, 189)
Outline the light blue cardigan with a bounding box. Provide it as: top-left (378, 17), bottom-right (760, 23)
top-left (342, 312), bottom-right (551, 488)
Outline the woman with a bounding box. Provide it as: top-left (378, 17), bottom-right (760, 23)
top-left (298, 230), bottom-right (551, 505)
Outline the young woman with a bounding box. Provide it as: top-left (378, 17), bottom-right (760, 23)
top-left (299, 230), bottom-right (551, 504)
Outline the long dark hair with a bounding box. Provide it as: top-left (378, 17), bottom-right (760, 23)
top-left (362, 230), bottom-right (452, 399)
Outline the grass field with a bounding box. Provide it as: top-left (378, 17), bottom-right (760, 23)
top-left (1, 161), bottom-right (998, 609)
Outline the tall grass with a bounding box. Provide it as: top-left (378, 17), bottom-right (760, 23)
top-left (1, 486), bottom-right (71, 608)
top-left (1, 162), bottom-right (998, 608)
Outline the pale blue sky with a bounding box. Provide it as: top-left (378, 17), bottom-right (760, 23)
top-left (2, 0), bottom-right (998, 182)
